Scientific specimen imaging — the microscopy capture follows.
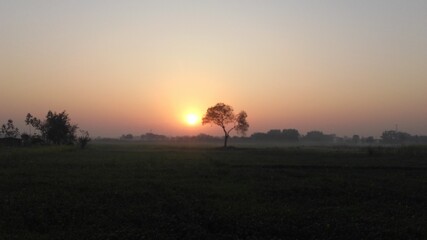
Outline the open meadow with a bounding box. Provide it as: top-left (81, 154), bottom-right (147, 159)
top-left (1, 143), bottom-right (427, 239)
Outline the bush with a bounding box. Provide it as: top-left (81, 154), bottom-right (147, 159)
top-left (78, 130), bottom-right (91, 149)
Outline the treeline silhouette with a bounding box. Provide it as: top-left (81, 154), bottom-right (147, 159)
top-left (111, 129), bottom-right (427, 145)
top-left (0, 111), bottom-right (90, 148)
top-left (2, 113), bottom-right (427, 147)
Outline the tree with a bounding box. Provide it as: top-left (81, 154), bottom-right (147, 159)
top-left (304, 131), bottom-right (325, 142)
top-left (26, 111), bottom-right (78, 145)
top-left (267, 129), bottom-right (282, 140)
top-left (364, 136), bottom-right (375, 144)
top-left (1, 119), bottom-right (20, 138)
top-left (282, 129), bottom-right (300, 141)
top-left (352, 134), bottom-right (360, 144)
top-left (120, 134), bottom-right (134, 140)
top-left (44, 111), bottom-right (78, 144)
top-left (304, 131), bottom-right (335, 142)
top-left (78, 130), bottom-right (91, 149)
top-left (381, 130), bottom-right (411, 144)
top-left (202, 103), bottom-right (249, 148)
top-left (25, 113), bottom-right (42, 136)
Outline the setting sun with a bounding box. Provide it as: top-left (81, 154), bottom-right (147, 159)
top-left (185, 113), bottom-right (199, 126)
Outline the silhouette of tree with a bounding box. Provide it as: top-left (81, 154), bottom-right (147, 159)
top-left (352, 135), bottom-right (360, 144)
top-left (304, 131), bottom-right (325, 142)
top-left (78, 130), bottom-right (91, 149)
top-left (364, 136), bottom-right (375, 144)
top-left (26, 111), bottom-right (78, 145)
top-left (202, 103), bottom-right (249, 148)
top-left (250, 132), bottom-right (267, 140)
top-left (304, 131), bottom-right (335, 142)
top-left (140, 133), bottom-right (167, 141)
top-left (381, 130), bottom-right (411, 144)
top-left (1, 119), bottom-right (20, 138)
top-left (20, 133), bottom-right (31, 146)
top-left (44, 111), bottom-right (77, 144)
top-left (120, 134), bottom-right (134, 140)
top-left (282, 129), bottom-right (300, 141)
top-left (267, 129), bottom-right (282, 140)
top-left (25, 113), bottom-right (42, 136)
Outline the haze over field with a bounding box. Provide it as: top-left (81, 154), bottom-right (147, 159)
top-left (1, 1), bottom-right (426, 137)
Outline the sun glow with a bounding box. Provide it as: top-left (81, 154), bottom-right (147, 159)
top-left (185, 113), bottom-right (199, 126)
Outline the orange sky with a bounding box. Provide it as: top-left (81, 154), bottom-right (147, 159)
top-left (1, 1), bottom-right (426, 138)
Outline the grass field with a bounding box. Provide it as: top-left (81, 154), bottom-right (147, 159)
top-left (1, 143), bottom-right (426, 239)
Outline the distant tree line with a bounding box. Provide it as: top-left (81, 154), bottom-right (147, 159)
top-left (251, 129), bottom-right (427, 144)
top-left (119, 133), bottom-right (168, 141)
top-left (250, 129), bottom-right (340, 143)
top-left (112, 133), bottom-right (221, 143)
top-left (380, 130), bottom-right (427, 144)
top-left (0, 110), bottom-right (90, 148)
top-left (251, 129), bottom-right (300, 141)
top-left (111, 129), bottom-right (427, 145)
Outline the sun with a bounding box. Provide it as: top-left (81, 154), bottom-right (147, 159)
top-left (185, 113), bottom-right (199, 125)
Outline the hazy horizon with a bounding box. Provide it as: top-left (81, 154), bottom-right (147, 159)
top-left (1, 1), bottom-right (426, 138)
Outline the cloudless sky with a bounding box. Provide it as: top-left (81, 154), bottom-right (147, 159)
top-left (1, 0), bottom-right (426, 137)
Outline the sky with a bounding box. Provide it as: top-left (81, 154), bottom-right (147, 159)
top-left (1, 0), bottom-right (426, 138)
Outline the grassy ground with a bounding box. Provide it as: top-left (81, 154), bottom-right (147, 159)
top-left (0, 143), bottom-right (426, 239)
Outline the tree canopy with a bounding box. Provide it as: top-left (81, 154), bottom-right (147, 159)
top-left (1, 119), bottom-right (20, 138)
top-left (26, 110), bottom-right (78, 145)
top-left (202, 103), bottom-right (249, 148)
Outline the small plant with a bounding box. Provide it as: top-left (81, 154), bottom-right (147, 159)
top-left (78, 130), bottom-right (91, 149)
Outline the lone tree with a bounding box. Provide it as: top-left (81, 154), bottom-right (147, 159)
top-left (202, 103), bottom-right (249, 148)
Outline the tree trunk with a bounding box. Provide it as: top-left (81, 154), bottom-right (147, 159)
top-left (224, 134), bottom-right (229, 148)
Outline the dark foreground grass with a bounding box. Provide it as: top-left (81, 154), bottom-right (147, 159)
top-left (0, 144), bottom-right (426, 239)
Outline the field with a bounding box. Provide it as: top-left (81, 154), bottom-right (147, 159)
top-left (1, 143), bottom-right (426, 239)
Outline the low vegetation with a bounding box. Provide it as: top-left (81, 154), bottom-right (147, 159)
top-left (0, 143), bottom-right (426, 239)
